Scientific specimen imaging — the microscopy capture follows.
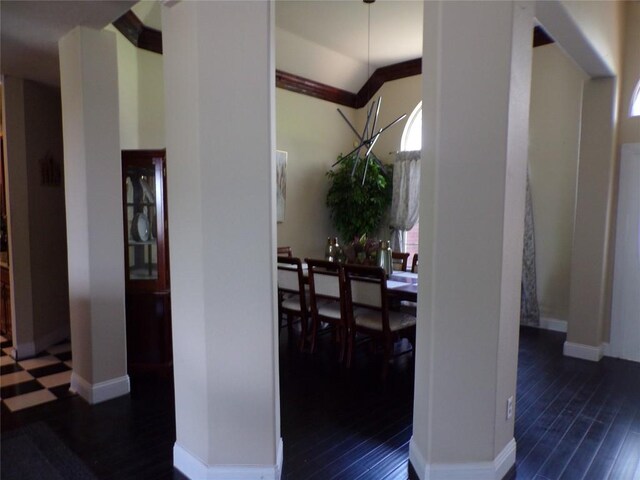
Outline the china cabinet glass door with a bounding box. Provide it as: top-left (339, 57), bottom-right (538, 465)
top-left (125, 164), bottom-right (159, 281)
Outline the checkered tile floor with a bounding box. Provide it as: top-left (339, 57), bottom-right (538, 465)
top-left (0, 335), bottom-right (75, 412)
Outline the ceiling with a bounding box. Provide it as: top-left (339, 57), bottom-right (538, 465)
top-left (276, 1), bottom-right (423, 91)
top-left (0, 0), bottom-right (422, 91)
top-left (1, 0), bottom-right (137, 86)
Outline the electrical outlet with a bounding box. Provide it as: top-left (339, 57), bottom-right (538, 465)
top-left (506, 396), bottom-right (514, 419)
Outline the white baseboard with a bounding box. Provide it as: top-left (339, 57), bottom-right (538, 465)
top-left (409, 437), bottom-right (516, 479)
top-left (563, 341), bottom-right (603, 362)
top-left (601, 342), bottom-right (611, 356)
top-left (537, 316), bottom-right (568, 333)
top-left (70, 372), bottom-right (130, 404)
top-left (174, 437), bottom-right (283, 480)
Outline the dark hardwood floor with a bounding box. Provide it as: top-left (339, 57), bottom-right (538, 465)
top-left (1, 326), bottom-right (639, 479)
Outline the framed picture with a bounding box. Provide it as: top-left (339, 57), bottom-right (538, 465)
top-left (276, 150), bottom-right (287, 223)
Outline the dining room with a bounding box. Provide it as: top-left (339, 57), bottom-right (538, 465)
top-left (1, 1), bottom-right (639, 480)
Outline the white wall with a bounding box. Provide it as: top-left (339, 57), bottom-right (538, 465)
top-left (528, 44), bottom-right (587, 323)
top-left (275, 88), bottom-right (355, 258)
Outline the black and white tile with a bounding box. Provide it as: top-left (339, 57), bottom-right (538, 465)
top-left (0, 336), bottom-right (75, 412)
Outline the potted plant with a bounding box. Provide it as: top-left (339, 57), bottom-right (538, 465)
top-left (325, 152), bottom-right (392, 243)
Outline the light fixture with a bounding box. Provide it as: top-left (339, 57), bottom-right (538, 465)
top-left (333, 0), bottom-right (407, 185)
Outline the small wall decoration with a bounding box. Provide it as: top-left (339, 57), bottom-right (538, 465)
top-left (276, 150), bottom-right (287, 223)
top-left (39, 152), bottom-right (62, 186)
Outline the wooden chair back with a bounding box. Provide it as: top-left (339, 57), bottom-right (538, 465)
top-left (305, 258), bottom-right (347, 357)
top-left (277, 256), bottom-right (309, 350)
top-left (306, 259), bottom-right (342, 304)
top-left (277, 256), bottom-right (306, 304)
top-left (343, 264), bottom-right (390, 332)
top-left (277, 246), bottom-right (293, 257)
top-left (411, 253), bottom-right (419, 273)
top-left (391, 251), bottom-right (410, 271)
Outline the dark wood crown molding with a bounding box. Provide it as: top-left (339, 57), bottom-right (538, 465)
top-left (114, 11), bottom-right (554, 108)
top-left (113, 11), bottom-right (162, 54)
top-left (276, 71), bottom-right (357, 108)
top-left (355, 58), bottom-right (422, 108)
top-left (533, 25), bottom-right (554, 48)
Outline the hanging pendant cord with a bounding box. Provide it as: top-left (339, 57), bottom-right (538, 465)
top-left (367, 4), bottom-right (371, 105)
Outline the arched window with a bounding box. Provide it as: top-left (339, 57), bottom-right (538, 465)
top-left (401, 101), bottom-right (422, 151)
top-left (630, 80), bottom-right (640, 117)
top-left (397, 102), bottom-right (422, 260)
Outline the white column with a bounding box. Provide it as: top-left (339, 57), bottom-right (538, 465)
top-left (411, 2), bottom-right (533, 478)
top-left (58, 27), bottom-right (129, 403)
top-left (162, 2), bottom-right (281, 479)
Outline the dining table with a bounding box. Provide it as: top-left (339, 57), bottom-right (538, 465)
top-left (279, 262), bottom-right (418, 303)
top-left (386, 270), bottom-right (418, 303)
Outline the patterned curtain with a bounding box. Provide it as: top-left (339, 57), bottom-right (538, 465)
top-left (389, 150), bottom-right (421, 252)
top-left (521, 171), bottom-right (540, 326)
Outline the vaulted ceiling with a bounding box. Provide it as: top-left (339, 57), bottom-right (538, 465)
top-left (0, 0), bottom-right (423, 92)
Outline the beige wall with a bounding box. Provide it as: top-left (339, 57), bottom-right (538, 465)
top-left (137, 48), bottom-right (165, 148)
top-left (604, 0), bottom-right (640, 341)
top-left (560, 0), bottom-right (624, 75)
top-left (358, 75), bottom-right (422, 165)
top-left (107, 24), bottom-right (166, 150)
top-left (2, 77), bottom-right (70, 357)
top-left (275, 88), bottom-right (355, 258)
top-left (618, 0), bottom-right (640, 145)
top-left (528, 44), bottom-right (588, 323)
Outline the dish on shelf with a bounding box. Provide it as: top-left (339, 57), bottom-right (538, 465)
top-left (131, 212), bottom-right (151, 242)
top-left (126, 177), bottom-right (133, 203)
top-left (140, 177), bottom-right (156, 204)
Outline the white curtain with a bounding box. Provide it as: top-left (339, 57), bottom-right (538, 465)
top-left (389, 150), bottom-right (421, 252)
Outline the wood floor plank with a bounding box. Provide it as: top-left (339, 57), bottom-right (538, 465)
top-left (558, 393), bottom-right (625, 480)
top-left (582, 395), bottom-right (638, 480)
top-left (2, 325), bottom-right (639, 480)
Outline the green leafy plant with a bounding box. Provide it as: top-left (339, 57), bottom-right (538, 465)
top-left (326, 153), bottom-right (392, 242)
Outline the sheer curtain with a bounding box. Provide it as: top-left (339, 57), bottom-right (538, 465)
top-left (389, 150), bottom-right (421, 252)
top-left (521, 170), bottom-right (540, 326)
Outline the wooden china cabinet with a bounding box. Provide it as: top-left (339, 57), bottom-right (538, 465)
top-left (0, 134), bottom-right (11, 341)
top-left (122, 149), bottom-right (172, 375)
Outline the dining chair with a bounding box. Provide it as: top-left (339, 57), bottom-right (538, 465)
top-left (277, 246), bottom-right (293, 257)
top-left (411, 253), bottom-right (419, 273)
top-left (305, 258), bottom-right (347, 361)
top-left (343, 264), bottom-right (416, 379)
top-left (277, 256), bottom-right (309, 350)
top-left (392, 251), bottom-right (410, 271)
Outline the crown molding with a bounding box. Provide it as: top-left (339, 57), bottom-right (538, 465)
top-left (113, 11), bottom-right (162, 54)
top-left (533, 25), bottom-right (554, 48)
top-left (113, 11), bottom-right (553, 107)
top-left (276, 70), bottom-right (357, 108)
top-left (355, 58), bottom-right (422, 108)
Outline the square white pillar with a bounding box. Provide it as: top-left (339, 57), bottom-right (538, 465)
top-left (162, 2), bottom-right (281, 478)
top-left (411, 2), bottom-right (533, 478)
top-left (58, 27), bottom-right (129, 403)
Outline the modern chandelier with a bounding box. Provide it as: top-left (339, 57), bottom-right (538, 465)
top-left (333, 0), bottom-right (406, 185)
